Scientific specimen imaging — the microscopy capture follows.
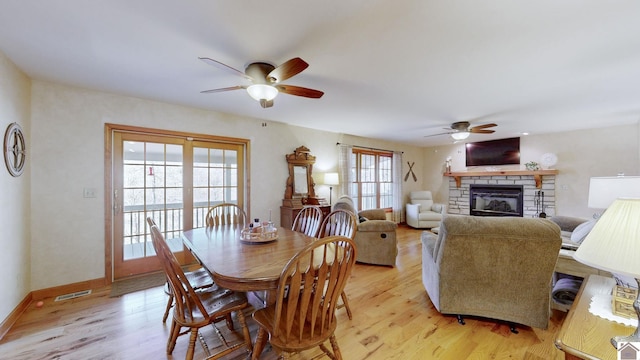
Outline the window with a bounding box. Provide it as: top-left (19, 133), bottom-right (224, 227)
top-left (351, 149), bottom-right (393, 210)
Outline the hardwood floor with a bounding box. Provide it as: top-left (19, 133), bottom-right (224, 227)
top-left (0, 225), bottom-right (568, 359)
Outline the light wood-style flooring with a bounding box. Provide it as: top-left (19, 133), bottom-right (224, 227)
top-left (0, 225), bottom-right (568, 359)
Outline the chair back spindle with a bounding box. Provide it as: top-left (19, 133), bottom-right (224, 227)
top-left (292, 205), bottom-right (323, 238)
top-left (205, 203), bottom-right (247, 228)
top-left (318, 209), bottom-right (357, 240)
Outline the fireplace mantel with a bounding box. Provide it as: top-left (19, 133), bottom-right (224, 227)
top-left (445, 169), bottom-right (559, 188)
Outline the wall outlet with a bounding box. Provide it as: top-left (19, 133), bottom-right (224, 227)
top-left (83, 188), bottom-right (97, 198)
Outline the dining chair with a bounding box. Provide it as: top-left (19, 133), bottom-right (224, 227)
top-left (291, 205), bottom-right (323, 237)
top-left (251, 235), bottom-right (357, 360)
top-left (146, 217), bottom-right (215, 323)
top-left (318, 209), bottom-right (358, 319)
top-left (205, 203), bottom-right (247, 228)
top-left (150, 224), bottom-right (253, 360)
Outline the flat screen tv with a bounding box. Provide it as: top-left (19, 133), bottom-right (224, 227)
top-left (465, 137), bottom-right (520, 167)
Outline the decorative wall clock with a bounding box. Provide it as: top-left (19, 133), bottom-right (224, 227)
top-left (4, 122), bottom-right (26, 177)
top-left (540, 153), bottom-right (558, 169)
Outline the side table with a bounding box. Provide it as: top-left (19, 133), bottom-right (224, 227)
top-left (555, 275), bottom-right (634, 359)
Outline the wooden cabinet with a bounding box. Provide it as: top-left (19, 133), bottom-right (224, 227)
top-left (280, 205), bottom-right (331, 229)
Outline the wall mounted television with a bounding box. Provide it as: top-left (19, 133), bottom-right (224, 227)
top-left (465, 137), bottom-right (520, 167)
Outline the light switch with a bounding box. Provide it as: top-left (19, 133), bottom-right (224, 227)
top-left (83, 188), bottom-right (97, 198)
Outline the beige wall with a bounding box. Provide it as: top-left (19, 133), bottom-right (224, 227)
top-left (28, 81), bottom-right (423, 291)
top-left (0, 53), bottom-right (31, 321)
top-left (421, 125), bottom-right (640, 219)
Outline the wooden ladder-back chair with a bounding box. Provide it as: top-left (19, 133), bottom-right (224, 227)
top-left (251, 236), bottom-right (357, 360)
top-left (292, 205), bottom-right (324, 238)
top-left (205, 203), bottom-right (247, 228)
top-left (146, 217), bottom-right (215, 323)
top-left (318, 209), bottom-right (358, 320)
top-left (149, 224), bottom-right (253, 360)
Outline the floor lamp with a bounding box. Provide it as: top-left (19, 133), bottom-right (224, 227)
top-left (324, 172), bottom-right (339, 205)
top-left (575, 176), bottom-right (640, 349)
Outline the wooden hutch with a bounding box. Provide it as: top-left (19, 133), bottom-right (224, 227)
top-left (280, 146), bottom-right (331, 228)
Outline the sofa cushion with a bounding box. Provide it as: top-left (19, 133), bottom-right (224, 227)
top-left (358, 208), bottom-right (387, 221)
top-left (418, 212), bottom-right (443, 221)
top-left (421, 231), bottom-right (438, 257)
top-left (571, 219), bottom-right (597, 244)
top-left (357, 219), bottom-right (397, 232)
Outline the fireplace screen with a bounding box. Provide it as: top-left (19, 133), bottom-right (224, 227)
top-left (469, 185), bottom-right (524, 217)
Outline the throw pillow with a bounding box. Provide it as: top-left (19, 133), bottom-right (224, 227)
top-left (571, 219), bottom-right (597, 244)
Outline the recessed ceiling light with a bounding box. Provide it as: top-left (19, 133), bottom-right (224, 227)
top-left (521, 132), bottom-right (529, 136)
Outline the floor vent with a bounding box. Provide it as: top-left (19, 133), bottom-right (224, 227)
top-left (54, 289), bottom-right (92, 302)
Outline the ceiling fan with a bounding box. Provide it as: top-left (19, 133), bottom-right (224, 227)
top-left (425, 121), bottom-right (497, 140)
top-left (199, 57), bottom-right (324, 108)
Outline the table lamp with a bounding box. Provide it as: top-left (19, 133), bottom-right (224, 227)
top-left (587, 176), bottom-right (640, 210)
top-left (574, 198), bottom-right (640, 348)
top-left (324, 172), bottom-right (339, 205)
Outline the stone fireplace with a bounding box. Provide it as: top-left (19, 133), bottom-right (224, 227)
top-left (447, 172), bottom-right (556, 218)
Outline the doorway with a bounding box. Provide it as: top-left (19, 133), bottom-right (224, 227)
top-left (106, 124), bottom-right (248, 281)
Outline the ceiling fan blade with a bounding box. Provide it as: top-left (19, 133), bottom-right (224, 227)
top-left (424, 132), bottom-right (453, 138)
top-left (200, 85), bottom-right (246, 94)
top-left (276, 85), bottom-right (324, 98)
top-left (267, 57), bottom-right (309, 83)
top-left (470, 129), bottom-right (495, 134)
top-left (470, 123), bottom-right (497, 130)
top-left (199, 57), bottom-right (253, 81)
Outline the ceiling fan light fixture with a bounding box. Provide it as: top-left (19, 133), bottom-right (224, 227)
top-left (247, 84), bottom-right (278, 102)
top-left (451, 131), bottom-right (470, 140)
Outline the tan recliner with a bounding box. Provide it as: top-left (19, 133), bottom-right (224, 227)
top-left (406, 191), bottom-right (445, 229)
top-left (333, 195), bottom-right (398, 266)
top-left (421, 215), bottom-right (562, 329)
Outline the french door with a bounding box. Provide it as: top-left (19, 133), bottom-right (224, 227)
top-left (111, 128), bottom-right (245, 279)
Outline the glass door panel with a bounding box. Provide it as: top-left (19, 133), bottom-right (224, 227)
top-left (114, 133), bottom-right (185, 278)
top-left (192, 142), bottom-right (244, 229)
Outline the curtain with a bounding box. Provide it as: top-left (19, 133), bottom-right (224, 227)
top-left (337, 144), bottom-right (353, 199)
top-left (392, 151), bottom-right (403, 223)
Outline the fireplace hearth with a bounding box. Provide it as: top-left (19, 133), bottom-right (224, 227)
top-left (470, 184), bottom-right (524, 217)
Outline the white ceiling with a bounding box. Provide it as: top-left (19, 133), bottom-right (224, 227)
top-left (1, 1), bottom-right (639, 146)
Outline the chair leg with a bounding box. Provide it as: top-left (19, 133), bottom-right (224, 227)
top-left (251, 328), bottom-right (268, 360)
top-left (236, 309), bottom-right (253, 354)
top-left (224, 314), bottom-right (234, 331)
top-left (340, 291), bottom-right (353, 320)
top-left (186, 328), bottom-right (199, 360)
top-left (162, 294), bottom-right (174, 323)
top-left (167, 320), bottom-right (180, 354)
top-left (329, 334), bottom-right (343, 360)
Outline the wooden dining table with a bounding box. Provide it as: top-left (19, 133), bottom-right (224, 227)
top-left (181, 225), bottom-right (317, 294)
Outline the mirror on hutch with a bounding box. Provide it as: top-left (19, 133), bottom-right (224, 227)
top-left (281, 146), bottom-right (331, 228)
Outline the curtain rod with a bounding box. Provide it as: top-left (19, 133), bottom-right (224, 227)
top-left (336, 142), bottom-right (403, 154)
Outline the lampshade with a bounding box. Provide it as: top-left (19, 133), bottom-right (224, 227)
top-left (587, 176), bottom-right (640, 209)
top-left (451, 131), bottom-right (470, 140)
top-left (575, 198), bottom-right (640, 278)
top-left (324, 172), bottom-right (339, 186)
top-left (246, 84), bottom-right (278, 101)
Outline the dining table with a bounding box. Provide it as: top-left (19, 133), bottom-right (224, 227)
top-left (181, 225), bottom-right (317, 296)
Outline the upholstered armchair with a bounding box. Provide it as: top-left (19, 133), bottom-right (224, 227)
top-left (333, 196), bottom-right (398, 266)
top-left (422, 215), bottom-right (562, 330)
top-left (406, 190), bottom-right (446, 229)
